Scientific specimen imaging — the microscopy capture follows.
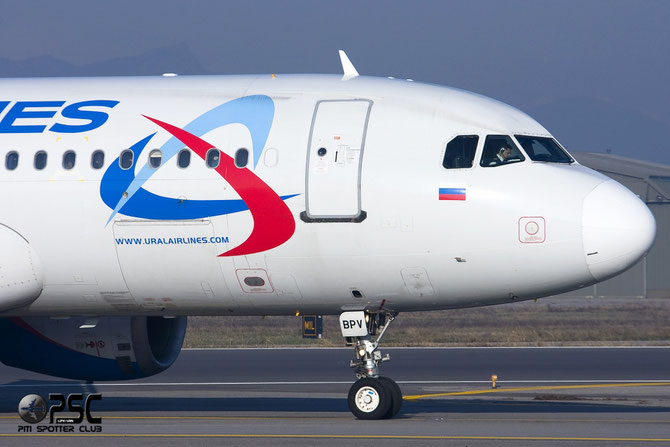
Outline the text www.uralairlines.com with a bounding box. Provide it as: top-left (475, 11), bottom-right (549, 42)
top-left (114, 236), bottom-right (229, 245)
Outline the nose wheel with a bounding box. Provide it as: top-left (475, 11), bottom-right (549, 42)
top-left (340, 309), bottom-right (403, 419)
top-left (378, 376), bottom-right (403, 418)
top-left (348, 378), bottom-right (391, 420)
top-left (348, 376), bottom-right (402, 419)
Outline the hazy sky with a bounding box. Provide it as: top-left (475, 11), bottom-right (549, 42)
top-left (2, 0), bottom-right (669, 163)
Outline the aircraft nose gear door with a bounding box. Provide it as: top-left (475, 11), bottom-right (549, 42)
top-left (301, 99), bottom-right (372, 223)
top-left (339, 310), bottom-right (403, 419)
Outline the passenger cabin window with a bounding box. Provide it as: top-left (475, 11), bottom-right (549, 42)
top-left (34, 151), bottom-right (48, 170)
top-left (177, 149), bottom-right (190, 168)
top-left (149, 149), bottom-right (162, 168)
top-left (206, 148), bottom-right (220, 168)
top-left (480, 135), bottom-right (525, 167)
top-left (235, 148), bottom-right (249, 168)
top-left (515, 135), bottom-right (573, 164)
top-left (443, 135), bottom-right (478, 169)
top-left (119, 149), bottom-right (134, 170)
top-left (5, 151), bottom-right (18, 170)
top-left (91, 150), bottom-right (105, 169)
top-left (62, 151), bottom-right (76, 170)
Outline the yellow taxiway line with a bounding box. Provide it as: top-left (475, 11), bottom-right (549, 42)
top-left (403, 381), bottom-right (670, 400)
top-left (2, 382), bottom-right (669, 441)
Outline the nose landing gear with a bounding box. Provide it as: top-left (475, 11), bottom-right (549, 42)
top-left (340, 310), bottom-right (402, 419)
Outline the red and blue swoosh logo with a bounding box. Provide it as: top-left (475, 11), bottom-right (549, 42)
top-left (100, 95), bottom-right (297, 257)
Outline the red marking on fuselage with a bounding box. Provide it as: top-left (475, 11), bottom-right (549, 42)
top-left (143, 115), bottom-right (296, 257)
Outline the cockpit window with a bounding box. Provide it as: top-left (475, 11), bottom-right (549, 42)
top-left (480, 135), bottom-right (525, 167)
top-left (443, 135), bottom-right (478, 169)
top-left (515, 136), bottom-right (573, 164)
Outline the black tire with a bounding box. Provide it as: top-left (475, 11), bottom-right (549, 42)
top-left (378, 376), bottom-right (402, 418)
top-left (347, 378), bottom-right (392, 420)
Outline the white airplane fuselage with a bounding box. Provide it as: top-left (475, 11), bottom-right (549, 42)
top-left (0, 74), bottom-right (656, 318)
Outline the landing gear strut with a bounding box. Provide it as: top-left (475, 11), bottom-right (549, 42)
top-left (339, 309), bottom-right (402, 419)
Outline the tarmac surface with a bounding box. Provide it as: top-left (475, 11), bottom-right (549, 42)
top-left (1, 347), bottom-right (670, 445)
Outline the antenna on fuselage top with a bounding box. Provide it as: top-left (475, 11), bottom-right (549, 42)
top-left (339, 50), bottom-right (359, 80)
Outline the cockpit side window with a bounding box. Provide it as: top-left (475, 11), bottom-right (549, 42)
top-left (442, 135), bottom-right (478, 169)
top-left (480, 135), bottom-right (525, 167)
top-left (514, 135), bottom-right (573, 164)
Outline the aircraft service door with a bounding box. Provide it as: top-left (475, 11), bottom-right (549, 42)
top-left (302, 99), bottom-right (372, 222)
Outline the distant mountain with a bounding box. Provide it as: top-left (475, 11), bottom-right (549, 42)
top-left (524, 96), bottom-right (670, 165)
top-left (0, 55), bottom-right (77, 77)
top-left (0, 43), bottom-right (208, 77)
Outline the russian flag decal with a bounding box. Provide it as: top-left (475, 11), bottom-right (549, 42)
top-left (439, 187), bottom-right (466, 201)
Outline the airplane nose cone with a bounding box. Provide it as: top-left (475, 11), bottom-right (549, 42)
top-left (583, 180), bottom-right (656, 281)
